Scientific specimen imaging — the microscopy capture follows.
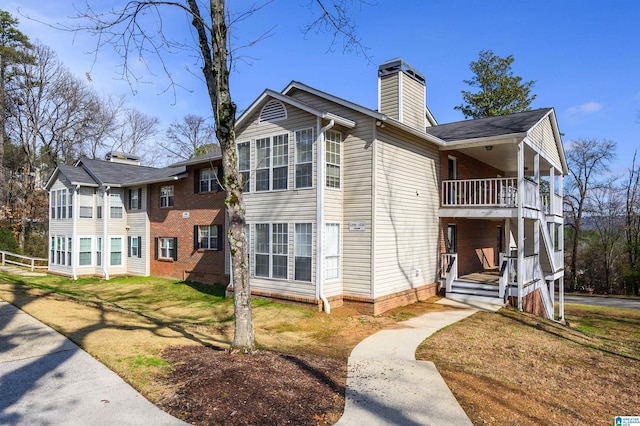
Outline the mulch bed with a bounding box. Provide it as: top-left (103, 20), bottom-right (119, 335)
top-left (159, 346), bottom-right (346, 425)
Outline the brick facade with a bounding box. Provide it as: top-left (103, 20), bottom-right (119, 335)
top-left (509, 288), bottom-right (547, 318)
top-left (149, 160), bottom-right (228, 284)
top-left (439, 150), bottom-right (506, 276)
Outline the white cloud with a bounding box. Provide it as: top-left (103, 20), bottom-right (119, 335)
top-left (566, 101), bottom-right (603, 115)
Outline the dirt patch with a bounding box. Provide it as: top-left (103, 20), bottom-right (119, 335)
top-left (159, 347), bottom-right (346, 425)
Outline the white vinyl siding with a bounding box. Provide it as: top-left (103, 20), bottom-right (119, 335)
top-left (295, 129), bottom-right (313, 189)
top-left (325, 223), bottom-right (340, 280)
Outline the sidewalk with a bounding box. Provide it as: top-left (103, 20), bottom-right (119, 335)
top-left (0, 299), bottom-right (187, 425)
top-left (335, 300), bottom-right (498, 425)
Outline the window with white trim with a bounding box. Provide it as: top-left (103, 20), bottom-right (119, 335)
top-left (237, 142), bottom-right (251, 192)
top-left (325, 223), bottom-right (340, 280)
top-left (97, 190), bottom-right (103, 219)
top-left (160, 185), bottom-right (174, 207)
top-left (79, 237), bottom-right (92, 266)
top-left (195, 225), bottom-right (222, 250)
top-left (198, 167), bottom-right (220, 193)
top-left (96, 237), bottom-right (102, 266)
top-left (79, 188), bottom-right (94, 218)
top-left (294, 223), bottom-right (312, 282)
top-left (110, 237), bottom-right (122, 266)
top-left (67, 238), bottom-right (72, 266)
top-left (256, 134), bottom-right (288, 191)
top-left (129, 188), bottom-right (141, 210)
top-left (110, 189), bottom-right (124, 219)
top-left (295, 129), bottom-right (313, 189)
top-left (255, 223), bottom-right (288, 279)
top-left (50, 236), bottom-right (71, 266)
top-left (159, 237), bottom-right (175, 260)
top-left (325, 130), bottom-right (341, 189)
top-left (129, 236), bottom-right (140, 257)
top-left (51, 189), bottom-right (71, 220)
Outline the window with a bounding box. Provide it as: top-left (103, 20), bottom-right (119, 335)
top-left (79, 237), bottom-right (92, 266)
top-left (294, 223), bottom-right (312, 282)
top-left (128, 236), bottom-right (142, 258)
top-left (51, 189), bottom-right (70, 220)
top-left (160, 185), bottom-right (174, 207)
top-left (256, 134), bottom-right (288, 191)
top-left (255, 223), bottom-right (288, 279)
top-left (110, 189), bottom-right (124, 219)
top-left (129, 188), bottom-right (142, 210)
top-left (97, 190), bottom-right (103, 219)
top-left (195, 225), bottom-right (222, 250)
top-left (295, 129), bottom-right (313, 189)
top-left (325, 130), bottom-right (341, 189)
top-left (50, 236), bottom-right (71, 266)
top-left (237, 142), bottom-right (251, 192)
top-left (96, 237), bottom-right (102, 266)
top-left (157, 237), bottom-right (177, 260)
top-left (196, 167), bottom-right (221, 193)
top-left (79, 188), bottom-right (93, 218)
top-left (110, 237), bottom-right (122, 266)
top-left (50, 237), bottom-right (54, 263)
top-left (325, 224), bottom-right (340, 280)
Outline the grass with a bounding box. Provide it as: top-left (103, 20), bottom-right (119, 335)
top-left (417, 303), bottom-right (640, 425)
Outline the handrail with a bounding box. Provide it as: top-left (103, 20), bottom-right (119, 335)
top-left (0, 250), bottom-right (48, 271)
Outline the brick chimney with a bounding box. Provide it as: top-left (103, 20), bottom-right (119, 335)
top-left (378, 58), bottom-right (427, 131)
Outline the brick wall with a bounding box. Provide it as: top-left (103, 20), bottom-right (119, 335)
top-left (149, 161), bottom-right (228, 284)
top-left (439, 150), bottom-right (504, 183)
top-left (509, 289), bottom-right (547, 318)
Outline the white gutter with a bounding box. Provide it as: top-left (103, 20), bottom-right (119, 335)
top-left (103, 186), bottom-right (110, 280)
top-left (317, 118), bottom-right (335, 314)
top-left (71, 185), bottom-right (79, 280)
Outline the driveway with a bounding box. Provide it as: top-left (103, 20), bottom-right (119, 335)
top-left (564, 294), bottom-right (640, 310)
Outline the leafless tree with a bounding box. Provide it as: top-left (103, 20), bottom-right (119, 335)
top-left (110, 107), bottom-right (160, 164)
top-left (564, 138), bottom-right (616, 290)
top-left (69, 0), bottom-right (370, 352)
top-left (163, 114), bottom-right (218, 160)
top-left (624, 151), bottom-right (640, 294)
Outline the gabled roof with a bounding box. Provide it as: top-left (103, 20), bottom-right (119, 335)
top-left (171, 151), bottom-right (222, 168)
top-left (45, 164), bottom-right (99, 190)
top-left (76, 157), bottom-right (187, 187)
top-left (425, 108), bottom-right (552, 142)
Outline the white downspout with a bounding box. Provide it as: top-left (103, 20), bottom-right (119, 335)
top-left (71, 185), bottom-right (79, 280)
top-left (317, 118), bottom-right (334, 313)
top-left (103, 186), bottom-right (110, 280)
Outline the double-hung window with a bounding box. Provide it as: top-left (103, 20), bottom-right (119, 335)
top-left (256, 134), bottom-right (288, 191)
top-left (79, 188), bottom-right (94, 218)
top-left (294, 223), bottom-right (312, 282)
top-left (195, 225), bottom-right (222, 250)
top-left (237, 142), bottom-right (251, 192)
top-left (79, 237), bottom-right (92, 266)
top-left (159, 237), bottom-right (176, 260)
top-left (110, 190), bottom-right (124, 219)
top-left (96, 237), bottom-right (102, 266)
top-left (97, 190), bottom-right (103, 219)
top-left (325, 130), bottom-right (342, 189)
top-left (52, 189), bottom-right (68, 219)
top-left (110, 237), bottom-right (122, 266)
top-left (160, 185), bottom-right (174, 207)
top-left (129, 188), bottom-right (142, 210)
top-left (295, 129), bottom-right (313, 189)
top-left (198, 167), bottom-right (220, 193)
top-left (128, 236), bottom-right (142, 258)
top-left (255, 223), bottom-right (288, 279)
top-left (325, 223), bottom-right (340, 280)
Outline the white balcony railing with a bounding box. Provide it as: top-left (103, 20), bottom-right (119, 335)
top-left (441, 178), bottom-right (517, 207)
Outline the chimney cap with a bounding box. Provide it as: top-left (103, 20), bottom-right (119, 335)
top-left (378, 58), bottom-right (425, 85)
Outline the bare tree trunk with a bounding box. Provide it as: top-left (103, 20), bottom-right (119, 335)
top-left (187, 0), bottom-right (254, 352)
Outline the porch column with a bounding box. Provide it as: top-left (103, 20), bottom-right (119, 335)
top-left (71, 186), bottom-right (78, 281)
top-left (517, 140), bottom-right (524, 310)
top-left (559, 276), bottom-right (565, 321)
top-left (549, 167), bottom-right (556, 215)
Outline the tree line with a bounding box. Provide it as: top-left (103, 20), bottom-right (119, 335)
top-left (0, 9), bottom-right (219, 257)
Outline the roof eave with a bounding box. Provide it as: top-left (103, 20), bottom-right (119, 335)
top-left (439, 132), bottom-right (527, 149)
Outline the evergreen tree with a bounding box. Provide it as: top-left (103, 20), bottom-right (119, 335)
top-left (455, 50), bottom-right (536, 119)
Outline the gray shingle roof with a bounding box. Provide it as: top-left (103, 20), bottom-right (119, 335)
top-left (57, 164), bottom-right (99, 186)
top-left (171, 151), bottom-right (222, 167)
top-left (78, 157), bottom-right (186, 186)
top-left (425, 108), bottom-right (552, 142)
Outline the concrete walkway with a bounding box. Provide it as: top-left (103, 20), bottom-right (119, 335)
top-left (335, 300), bottom-right (498, 426)
top-left (0, 300), bottom-right (187, 425)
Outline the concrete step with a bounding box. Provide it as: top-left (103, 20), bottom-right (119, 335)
top-left (445, 292), bottom-right (506, 306)
top-left (452, 281), bottom-right (500, 292)
top-left (449, 287), bottom-right (500, 298)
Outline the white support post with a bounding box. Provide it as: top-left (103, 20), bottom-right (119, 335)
top-left (559, 276), bottom-right (565, 321)
top-left (517, 141), bottom-right (524, 310)
top-left (549, 167), bottom-right (555, 214)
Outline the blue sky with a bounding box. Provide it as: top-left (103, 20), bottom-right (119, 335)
top-left (5, 0), bottom-right (640, 173)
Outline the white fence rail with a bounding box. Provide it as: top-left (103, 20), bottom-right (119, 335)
top-left (0, 250), bottom-right (48, 271)
top-left (441, 178), bottom-right (517, 207)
